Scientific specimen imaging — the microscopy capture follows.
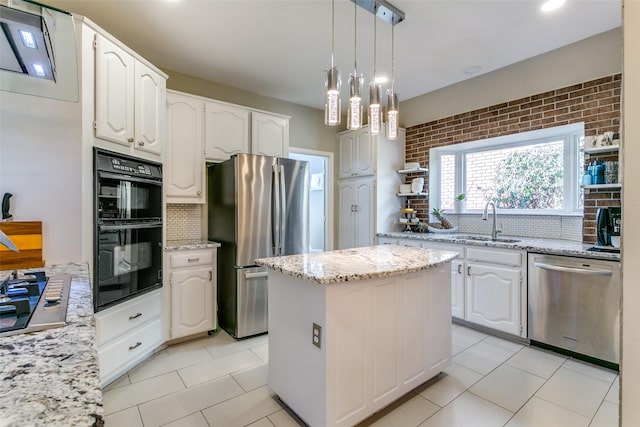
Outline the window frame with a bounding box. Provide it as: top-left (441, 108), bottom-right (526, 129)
top-left (428, 122), bottom-right (584, 216)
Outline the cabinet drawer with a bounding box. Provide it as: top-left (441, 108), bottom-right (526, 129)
top-left (96, 290), bottom-right (162, 346)
top-left (169, 250), bottom-right (214, 268)
top-left (466, 247), bottom-right (522, 267)
top-left (98, 317), bottom-right (163, 381)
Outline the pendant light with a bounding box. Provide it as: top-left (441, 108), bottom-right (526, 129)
top-left (369, 11), bottom-right (382, 135)
top-left (324, 0), bottom-right (341, 126)
top-left (348, 0), bottom-right (363, 130)
top-left (386, 24), bottom-right (399, 140)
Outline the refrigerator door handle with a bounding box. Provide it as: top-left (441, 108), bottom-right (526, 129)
top-left (272, 164), bottom-right (281, 256)
top-left (279, 164), bottom-right (286, 256)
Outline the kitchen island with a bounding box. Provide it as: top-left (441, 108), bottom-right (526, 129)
top-left (256, 245), bottom-right (458, 427)
top-left (0, 264), bottom-right (103, 427)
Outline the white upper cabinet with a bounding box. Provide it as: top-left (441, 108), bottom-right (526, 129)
top-left (95, 35), bottom-right (134, 148)
top-left (251, 111), bottom-right (289, 158)
top-left (94, 33), bottom-right (166, 159)
top-left (134, 61), bottom-right (165, 157)
top-left (165, 92), bottom-right (205, 203)
top-left (204, 101), bottom-right (250, 162)
top-left (338, 127), bottom-right (375, 179)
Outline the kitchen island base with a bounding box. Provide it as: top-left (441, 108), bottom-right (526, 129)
top-left (267, 265), bottom-right (452, 427)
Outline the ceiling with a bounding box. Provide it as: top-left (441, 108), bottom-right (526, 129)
top-left (46, 0), bottom-right (621, 110)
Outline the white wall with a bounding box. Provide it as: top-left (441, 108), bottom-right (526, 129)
top-left (621, 1), bottom-right (639, 425)
top-left (0, 91), bottom-right (82, 264)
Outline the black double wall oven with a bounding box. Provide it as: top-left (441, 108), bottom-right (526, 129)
top-left (94, 149), bottom-right (163, 312)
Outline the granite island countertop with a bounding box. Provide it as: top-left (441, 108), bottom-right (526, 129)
top-left (0, 263), bottom-right (103, 427)
top-left (164, 239), bottom-right (221, 251)
top-left (256, 245), bottom-right (459, 284)
top-left (377, 232), bottom-right (621, 261)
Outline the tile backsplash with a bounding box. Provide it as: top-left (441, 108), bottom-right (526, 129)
top-left (447, 214), bottom-right (583, 242)
top-left (166, 204), bottom-right (202, 241)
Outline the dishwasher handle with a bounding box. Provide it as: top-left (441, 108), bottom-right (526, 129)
top-left (533, 262), bottom-right (612, 277)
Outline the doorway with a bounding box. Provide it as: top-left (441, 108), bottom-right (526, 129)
top-left (289, 149), bottom-right (334, 252)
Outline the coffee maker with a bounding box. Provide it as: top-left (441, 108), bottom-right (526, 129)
top-left (596, 207), bottom-right (622, 247)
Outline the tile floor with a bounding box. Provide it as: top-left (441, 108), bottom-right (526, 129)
top-left (103, 324), bottom-right (619, 427)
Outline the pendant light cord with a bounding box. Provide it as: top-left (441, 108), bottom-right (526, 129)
top-left (373, 9), bottom-right (377, 79)
top-left (353, 0), bottom-right (357, 74)
top-left (331, 0), bottom-right (335, 68)
top-left (391, 24), bottom-right (394, 91)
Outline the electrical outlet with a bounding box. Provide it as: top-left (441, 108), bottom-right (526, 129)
top-left (312, 323), bottom-right (321, 349)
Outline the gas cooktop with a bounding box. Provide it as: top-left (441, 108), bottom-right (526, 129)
top-left (0, 271), bottom-right (71, 338)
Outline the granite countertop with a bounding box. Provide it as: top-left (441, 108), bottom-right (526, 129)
top-left (164, 239), bottom-right (221, 251)
top-left (256, 245), bottom-right (459, 284)
top-left (377, 231), bottom-right (621, 261)
top-left (0, 263), bottom-right (103, 427)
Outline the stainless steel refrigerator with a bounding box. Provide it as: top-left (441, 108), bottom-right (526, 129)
top-left (207, 153), bottom-right (310, 338)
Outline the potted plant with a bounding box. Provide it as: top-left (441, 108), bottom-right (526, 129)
top-left (454, 193), bottom-right (466, 213)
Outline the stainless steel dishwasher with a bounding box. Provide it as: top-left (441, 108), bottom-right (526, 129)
top-left (528, 253), bottom-right (621, 365)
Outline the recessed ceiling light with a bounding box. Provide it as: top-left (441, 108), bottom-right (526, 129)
top-left (463, 66), bottom-right (482, 75)
top-left (541, 0), bottom-right (566, 12)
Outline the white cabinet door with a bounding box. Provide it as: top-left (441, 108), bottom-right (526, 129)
top-left (251, 111), bottom-right (289, 157)
top-left (170, 267), bottom-right (214, 339)
top-left (165, 92), bottom-right (205, 203)
top-left (465, 262), bottom-right (521, 336)
top-left (338, 128), bottom-right (375, 179)
top-left (204, 101), bottom-right (250, 162)
top-left (339, 179), bottom-right (374, 249)
top-left (95, 34), bottom-right (134, 148)
top-left (354, 127), bottom-right (374, 177)
top-left (450, 259), bottom-right (465, 319)
top-left (338, 132), bottom-right (355, 178)
top-left (354, 180), bottom-right (374, 248)
top-left (134, 61), bottom-right (165, 157)
top-left (338, 181), bottom-right (355, 249)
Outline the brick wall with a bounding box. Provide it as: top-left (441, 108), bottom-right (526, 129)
top-left (405, 74), bottom-right (621, 243)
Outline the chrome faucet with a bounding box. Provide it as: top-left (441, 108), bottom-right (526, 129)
top-left (482, 202), bottom-right (502, 240)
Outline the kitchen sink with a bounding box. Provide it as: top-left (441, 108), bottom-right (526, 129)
top-left (454, 235), bottom-right (521, 243)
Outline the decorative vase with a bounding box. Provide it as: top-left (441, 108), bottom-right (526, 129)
top-left (453, 200), bottom-right (465, 214)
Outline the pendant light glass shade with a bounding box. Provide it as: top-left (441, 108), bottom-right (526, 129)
top-left (324, 67), bottom-right (341, 126)
top-left (324, 0), bottom-right (341, 126)
top-left (369, 82), bottom-right (382, 135)
top-left (348, 72), bottom-right (364, 130)
top-left (386, 89), bottom-right (399, 140)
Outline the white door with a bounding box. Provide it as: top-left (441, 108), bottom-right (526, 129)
top-left (354, 179), bottom-right (374, 248)
top-left (170, 267), bottom-right (214, 339)
top-left (450, 259), bottom-right (465, 319)
top-left (204, 101), bottom-right (250, 162)
top-left (251, 111), bottom-right (289, 157)
top-left (338, 132), bottom-right (355, 179)
top-left (95, 34), bottom-right (134, 147)
top-left (354, 127), bottom-right (375, 177)
top-left (465, 262), bottom-right (521, 335)
top-left (134, 61), bottom-right (165, 157)
top-left (165, 93), bottom-right (205, 202)
top-left (338, 181), bottom-right (355, 249)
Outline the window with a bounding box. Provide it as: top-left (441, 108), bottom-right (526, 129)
top-left (430, 123), bottom-right (584, 215)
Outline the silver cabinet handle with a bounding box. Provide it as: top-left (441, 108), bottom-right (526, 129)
top-left (457, 264), bottom-right (462, 274)
top-left (467, 266), bottom-right (471, 276)
top-left (209, 270), bottom-right (213, 281)
top-left (129, 312), bottom-right (142, 320)
top-left (188, 257), bottom-right (200, 262)
top-left (138, 141), bottom-right (145, 146)
top-left (128, 342), bottom-right (142, 351)
top-left (127, 137), bottom-right (134, 143)
top-left (197, 191), bottom-right (202, 196)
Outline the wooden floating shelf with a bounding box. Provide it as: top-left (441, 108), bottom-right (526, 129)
top-left (580, 145), bottom-right (620, 154)
top-left (580, 184), bottom-right (622, 190)
top-left (397, 192), bottom-right (428, 197)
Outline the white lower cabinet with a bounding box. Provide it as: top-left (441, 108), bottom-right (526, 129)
top-left (165, 248), bottom-right (217, 340)
top-left (401, 237), bottom-right (527, 337)
top-left (95, 289), bottom-right (164, 387)
top-left (338, 178), bottom-right (375, 249)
